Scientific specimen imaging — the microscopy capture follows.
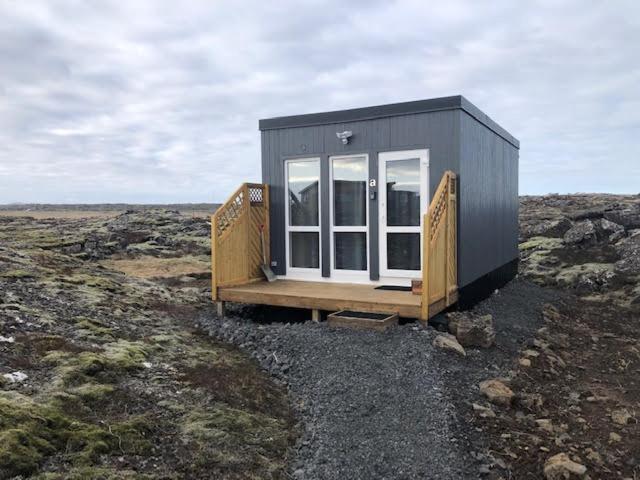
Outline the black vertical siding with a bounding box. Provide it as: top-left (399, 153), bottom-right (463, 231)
top-left (262, 110), bottom-right (460, 277)
top-left (458, 111), bottom-right (519, 287)
top-left (320, 154), bottom-right (330, 277)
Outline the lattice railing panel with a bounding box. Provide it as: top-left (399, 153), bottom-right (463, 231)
top-left (429, 187), bottom-right (448, 243)
top-left (248, 185), bottom-right (264, 205)
top-left (421, 171), bottom-right (457, 321)
top-left (216, 188), bottom-right (245, 237)
top-left (212, 183), bottom-right (270, 300)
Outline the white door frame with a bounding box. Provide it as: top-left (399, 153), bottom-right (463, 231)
top-left (378, 149), bottom-right (429, 280)
top-left (284, 157), bottom-right (322, 280)
top-left (328, 153), bottom-right (370, 282)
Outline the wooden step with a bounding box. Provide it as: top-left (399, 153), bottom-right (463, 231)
top-left (327, 310), bottom-right (399, 332)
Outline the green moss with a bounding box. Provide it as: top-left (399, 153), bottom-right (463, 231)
top-left (180, 404), bottom-right (291, 472)
top-left (75, 316), bottom-right (114, 339)
top-left (60, 273), bottom-right (121, 292)
top-left (0, 428), bottom-right (55, 476)
top-left (69, 383), bottom-right (115, 401)
top-left (519, 236), bottom-right (564, 251)
top-left (1, 268), bottom-right (35, 279)
top-left (109, 415), bottom-right (154, 455)
top-left (0, 391), bottom-right (154, 478)
top-left (49, 340), bottom-right (148, 386)
top-left (555, 263), bottom-right (615, 287)
top-left (103, 340), bottom-right (148, 369)
top-left (149, 333), bottom-right (180, 345)
top-left (34, 467), bottom-right (155, 479)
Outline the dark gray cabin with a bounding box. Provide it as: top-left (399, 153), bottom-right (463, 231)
top-left (257, 95), bottom-right (519, 308)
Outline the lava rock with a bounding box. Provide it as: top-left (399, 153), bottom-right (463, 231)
top-left (614, 233), bottom-right (640, 275)
top-left (595, 218), bottom-right (625, 241)
top-left (479, 379), bottom-right (514, 407)
top-left (456, 314), bottom-right (496, 348)
top-left (433, 333), bottom-right (466, 356)
top-left (604, 206), bottom-right (640, 229)
top-left (563, 220), bottom-right (597, 245)
top-left (543, 452), bottom-right (587, 479)
top-left (527, 218), bottom-right (573, 238)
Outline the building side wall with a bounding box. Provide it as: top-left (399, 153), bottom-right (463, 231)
top-left (458, 110), bottom-right (519, 288)
top-left (261, 110), bottom-right (460, 278)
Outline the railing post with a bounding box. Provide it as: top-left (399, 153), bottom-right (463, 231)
top-left (242, 183), bottom-right (250, 284)
top-left (449, 173), bottom-right (458, 301)
top-left (264, 185), bottom-right (270, 266)
top-left (420, 210), bottom-right (431, 323)
top-left (211, 213), bottom-right (218, 301)
top-left (444, 174), bottom-right (450, 307)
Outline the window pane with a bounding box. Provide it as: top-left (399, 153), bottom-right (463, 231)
top-left (334, 232), bottom-right (367, 270)
top-left (387, 233), bottom-right (420, 270)
top-left (290, 232), bottom-right (319, 268)
top-left (288, 160), bottom-right (319, 226)
top-left (386, 158), bottom-right (420, 226)
top-left (333, 156), bottom-right (367, 226)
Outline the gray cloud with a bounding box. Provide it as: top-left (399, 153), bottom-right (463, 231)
top-left (0, 0), bottom-right (638, 203)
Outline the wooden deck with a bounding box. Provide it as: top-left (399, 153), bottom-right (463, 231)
top-left (212, 173), bottom-right (458, 322)
top-left (218, 280), bottom-right (422, 319)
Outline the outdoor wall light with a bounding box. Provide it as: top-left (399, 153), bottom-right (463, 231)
top-left (336, 131), bottom-right (353, 144)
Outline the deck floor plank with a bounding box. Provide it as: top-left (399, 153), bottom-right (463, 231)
top-left (218, 280), bottom-right (421, 318)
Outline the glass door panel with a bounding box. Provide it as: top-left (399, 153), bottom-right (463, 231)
top-left (330, 155), bottom-right (368, 277)
top-left (286, 158), bottom-right (320, 275)
top-left (379, 150), bottom-right (429, 280)
top-left (386, 158), bottom-right (421, 227)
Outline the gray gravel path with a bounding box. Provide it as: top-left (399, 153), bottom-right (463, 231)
top-left (198, 278), bottom-right (555, 479)
top-left (200, 315), bottom-right (466, 479)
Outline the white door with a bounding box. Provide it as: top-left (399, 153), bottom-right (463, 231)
top-left (378, 149), bottom-right (429, 282)
top-left (284, 157), bottom-right (321, 280)
top-left (329, 154), bottom-right (369, 281)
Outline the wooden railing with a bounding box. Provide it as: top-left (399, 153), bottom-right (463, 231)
top-left (421, 171), bottom-right (458, 322)
top-left (211, 183), bottom-right (269, 300)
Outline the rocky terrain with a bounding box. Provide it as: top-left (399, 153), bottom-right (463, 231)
top-left (464, 194), bottom-right (640, 479)
top-left (519, 194), bottom-right (640, 307)
top-left (0, 210), bottom-right (295, 479)
top-left (1, 194), bottom-right (639, 479)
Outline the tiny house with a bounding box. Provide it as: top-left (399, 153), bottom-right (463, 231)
top-left (211, 95), bottom-right (519, 323)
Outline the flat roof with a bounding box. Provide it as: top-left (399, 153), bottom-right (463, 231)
top-left (259, 95), bottom-right (519, 149)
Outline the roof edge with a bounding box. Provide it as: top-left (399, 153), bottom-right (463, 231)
top-left (259, 95), bottom-right (520, 149)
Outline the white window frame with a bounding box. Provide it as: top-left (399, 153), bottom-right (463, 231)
top-left (284, 157), bottom-right (322, 280)
top-left (329, 154), bottom-right (370, 282)
top-left (378, 149), bottom-right (429, 280)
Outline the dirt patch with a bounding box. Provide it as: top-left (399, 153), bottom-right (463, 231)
top-left (181, 359), bottom-right (292, 417)
top-left (469, 299), bottom-right (640, 478)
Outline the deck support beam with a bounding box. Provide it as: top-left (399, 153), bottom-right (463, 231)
top-left (216, 301), bottom-right (226, 318)
top-left (311, 309), bottom-right (320, 322)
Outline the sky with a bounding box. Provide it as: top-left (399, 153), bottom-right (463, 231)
top-left (0, 1), bottom-right (639, 204)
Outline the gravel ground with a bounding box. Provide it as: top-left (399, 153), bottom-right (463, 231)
top-left (198, 278), bottom-right (560, 479)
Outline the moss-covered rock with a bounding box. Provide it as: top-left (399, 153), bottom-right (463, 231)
top-left (519, 236), bottom-right (564, 251)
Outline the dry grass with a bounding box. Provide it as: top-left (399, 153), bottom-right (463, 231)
top-left (101, 255), bottom-right (210, 279)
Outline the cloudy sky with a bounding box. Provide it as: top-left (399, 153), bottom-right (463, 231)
top-left (1, 1), bottom-right (638, 203)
